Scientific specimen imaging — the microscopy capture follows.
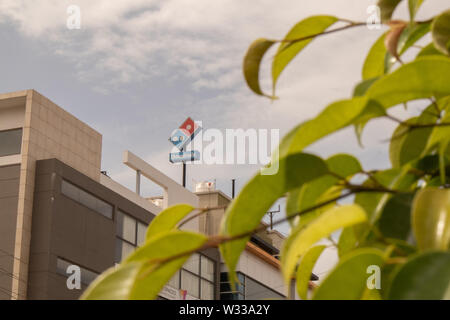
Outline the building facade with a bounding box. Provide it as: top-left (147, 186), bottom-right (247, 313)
top-left (0, 90), bottom-right (314, 300)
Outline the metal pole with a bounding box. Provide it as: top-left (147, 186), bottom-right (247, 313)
top-left (182, 162), bottom-right (186, 188)
top-left (232, 179), bottom-right (236, 199)
top-left (136, 170), bottom-right (141, 196)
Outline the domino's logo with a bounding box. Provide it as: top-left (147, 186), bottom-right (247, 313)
top-left (169, 117), bottom-right (202, 151)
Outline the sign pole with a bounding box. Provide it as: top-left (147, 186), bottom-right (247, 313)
top-left (169, 117), bottom-right (202, 189)
top-left (182, 162), bottom-right (187, 188)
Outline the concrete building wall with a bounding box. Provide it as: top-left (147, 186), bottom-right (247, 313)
top-left (0, 90), bottom-right (103, 299)
top-left (234, 250), bottom-right (287, 297)
top-left (0, 164), bottom-right (20, 300)
top-left (28, 159), bottom-right (154, 299)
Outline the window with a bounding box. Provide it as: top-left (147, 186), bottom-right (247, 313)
top-left (201, 279), bottom-right (214, 300)
top-left (61, 180), bottom-right (113, 219)
top-left (201, 255), bottom-right (214, 282)
top-left (220, 272), bottom-right (244, 300)
top-left (181, 270), bottom-right (200, 298)
top-left (168, 270), bottom-right (180, 289)
top-left (0, 128), bottom-right (22, 157)
top-left (56, 258), bottom-right (99, 286)
top-left (245, 276), bottom-right (285, 300)
top-left (115, 210), bottom-right (148, 263)
top-left (117, 211), bottom-right (136, 243)
top-left (183, 254), bottom-right (200, 274)
top-left (171, 253), bottom-right (215, 300)
top-left (137, 222), bottom-right (147, 246)
top-left (220, 272), bottom-right (285, 300)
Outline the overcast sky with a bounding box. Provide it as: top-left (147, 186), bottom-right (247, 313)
top-left (0, 0), bottom-right (447, 276)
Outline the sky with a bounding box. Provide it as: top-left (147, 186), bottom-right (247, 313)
top-left (0, 0), bottom-right (447, 277)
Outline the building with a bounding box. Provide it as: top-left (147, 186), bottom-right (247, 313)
top-left (0, 90), bottom-right (315, 300)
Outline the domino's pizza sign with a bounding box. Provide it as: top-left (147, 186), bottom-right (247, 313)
top-left (169, 117), bottom-right (202, 163)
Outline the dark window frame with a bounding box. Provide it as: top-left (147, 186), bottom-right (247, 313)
top-left (171, 253), bottom-right (215, 300)
top-left (0, 127), bottom-right (23, 157)
top-left (60, 179), bottom-right (113, 219)
top-left (114, 209), bottom-right (148, 263)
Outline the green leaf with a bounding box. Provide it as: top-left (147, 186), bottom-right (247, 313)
top-left (408, 0), bottom-right (424, 21)
top-left (128, 231), bottom-right (207, 300)
top-left (272, 16), bottom-right (338, 94)
top-left (81, 262), bottom-right (142, 300)
top-left (353, 168), bottom-right (418, 246)
top-left (312, 248), bottom-right (385, 300)
top-left (357, 57), bottom-right (450, 144)
top-left (398, 21), bottom-right (431, 56)
top-left (377, 193), bottom-right (414, 240)
top-left (243, 38), bottom-right (275, 97)
top-left (353, 78), bottom-right (379, 97)
top-left (425, 102), bottom-right (450, 154)
top-left (378, 0), bottom-right (402, 22)
top-left (145, 204), bottom-right (195, 240)
top-left (412, 188), bottom-right (450, 251)
top-left (337, 227), bottom-right (359, 257)
top-left (286, 154), bottom-right (362, 224)
top-left (417, 42), bottom-right (444, 57)
top-left (278, 97), bottom-right (368, 159)
top-left (431, 9), bottom-right (450, 56)
top-left (362, 33), bottom-right (388, 80)
top-left (366, 56), bottom-right (450, 109)
top-left (353, 100), bottom-right (387, 146)
top-left (389, 104), bottom-right (437, 168)
top-left (388, 251), bottom-right (450, 299)
top-left (219, 153), bottom-right (328, 285)
top-left (83, 231), bottom-right (208, 300)
top-left (296, 245), bottom-right (326, 300)
top-left (281, 204), bottom-right (368, 283)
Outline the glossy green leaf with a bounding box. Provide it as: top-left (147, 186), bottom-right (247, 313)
top-left (243, 38), bottom-right (275, 97)
top-left (145, 204), bottom-right (195, 240)
top-left (353, 100), bottom-right (387, 146)
top-left (128, 231), bottom-right (207, 299)
top-left (357, 57), bottom-right (450, 144)
top-left (81, 262), bottom-right (142, 300)
top-left (398, 21), bottom-right (431, 56)
top-left (353, 78), bottom-right (379, 97)
top-left (83, 231), bottom-right (207, 300)
top-left (408, 0), bottom-right (424, 21)
top-left (389, 104), bottom-right (436, 168)
top-left (366, 56), bottom-right (450, 109)
top-left (281, 204), bottom-right (368, 283)
top-left (412, 188), bottom-right (450, 251)
top-left (431, 9), bottom-right (450, 55)
top-left (377, 193), bottom-right (414, 240)
top-left (378, 0), bottom-right (402, 22)
top-left (286, 154), bottom-right (362, 224)
top-left (425, 103), bottom-right (450, 154)
top-left (362, 33), bottom-right (388, 80)
top-left (278, 97), bottom-right (368, 160)
top-left (313, 248), bottom-right (385, 300)
top-left (296, 245), bottom-right (326, 300)
top-left (220, 153), bottom-right (328, 284)
top-left (388, 251), bottom-right (450, 299)
top-left (417, 42), bottom-right (444, 57)
top-left (272, 16), bottom-right (338, 94)
top-left (337, 227), bottom-right (359, 257)
top-left (355, 168), bottom-right (418, 225)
